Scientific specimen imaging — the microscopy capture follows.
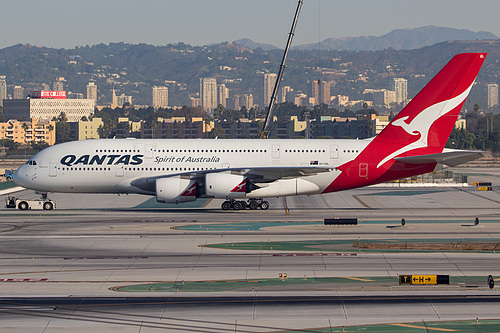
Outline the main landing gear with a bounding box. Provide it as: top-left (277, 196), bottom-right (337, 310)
top-left (221, 199), bottom-right (269, 211)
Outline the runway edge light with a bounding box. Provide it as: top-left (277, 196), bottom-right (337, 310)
top-left (488, 275), bottom-right (495, 289)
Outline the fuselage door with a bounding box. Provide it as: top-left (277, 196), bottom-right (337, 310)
top-left (145, 144), bottom-right (153, 159)
top-left (49, 162), bottom-right (57, 177)
top-left (272, 144), bottom-right (280, 159)
top-left (330, 145), bottom-right (339, 159)
top-left (359, 163), bottom-right (368, 178)
top-left (115, 165), bottom-right (124, 177)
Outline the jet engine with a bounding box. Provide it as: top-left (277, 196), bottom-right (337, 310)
top-left (156, 177), bottom-right (198, 203)
top-left (205, 173), bottom-right (249, 199)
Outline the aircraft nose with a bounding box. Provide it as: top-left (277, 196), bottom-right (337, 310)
top-left (13, 165), bottom-right (28, 188)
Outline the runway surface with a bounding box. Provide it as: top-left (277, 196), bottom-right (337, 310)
top-left (0, 168), bottom-right (500, 332)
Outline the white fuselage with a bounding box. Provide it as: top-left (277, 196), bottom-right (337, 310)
top-left (15, 138), bottom-right (370, 197)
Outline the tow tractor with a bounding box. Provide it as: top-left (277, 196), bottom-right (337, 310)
top-left (5, 194), bottom-right (56, 210)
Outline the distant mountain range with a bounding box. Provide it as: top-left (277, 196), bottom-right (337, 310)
top-left (232, 38), bottom-right (279, 51)
top-left (234, 26), bottom-right (498, 51)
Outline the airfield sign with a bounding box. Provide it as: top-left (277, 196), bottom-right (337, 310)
top-left (399, 275), bottom-right (449, 285)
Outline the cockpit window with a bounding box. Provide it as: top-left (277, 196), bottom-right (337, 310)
top-left (27, 160), bottom-right (37, 165)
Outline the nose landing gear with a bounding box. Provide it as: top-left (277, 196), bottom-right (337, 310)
top-left (221, 199), bottom-right (269, 211)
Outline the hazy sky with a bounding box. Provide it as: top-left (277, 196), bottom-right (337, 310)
top-left (2, 0), bottom-right (500, 49)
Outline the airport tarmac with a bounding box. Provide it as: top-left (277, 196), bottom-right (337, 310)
top-left (0, 170), bottom-right (500, 332)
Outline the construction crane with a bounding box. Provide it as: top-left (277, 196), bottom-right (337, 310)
top-left (259, 0), bottom-right (303, 139)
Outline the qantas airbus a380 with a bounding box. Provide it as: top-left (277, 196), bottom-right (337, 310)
top-left (14, 53), bottom-right (486, 210)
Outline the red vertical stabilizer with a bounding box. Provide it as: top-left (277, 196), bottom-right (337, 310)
top-left (325, 53), bottom-right (487, 193)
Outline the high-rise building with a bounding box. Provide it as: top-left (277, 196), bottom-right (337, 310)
top-left (218, 84), bottom-right (229, 107)
top-left (488, 83), bottom-right (499, 108)
top-left (0, 75), bottom-right (6, 107)
top-left (13, 86), bottom-right (24, 99)
top-left (200, 77), bottom-right (217, 113)
top-left (116, 94), bottom-right (132, 107)
top-left (263, 73), bottom-right (277, 108)
top-left (308, 80), bottom-right (320, 105)
top-left (280, 86), bottom-right (291, 104)
top-left (319, 81), bottom-right (331, 105)
top-left (87, 82), bottom-right (98, 104)
top-left (152, 86), bottom-right (169, 109)
top-left (228, 95), bottom-right (240, 110)
top-left (307, 80), bottom-right (331, 106)
top-left (393, 78), bottom-right (408, 104)
top-left (241, 94), bottom-right (254, 109)
top-left (53, 77), bottom-right (65, 91)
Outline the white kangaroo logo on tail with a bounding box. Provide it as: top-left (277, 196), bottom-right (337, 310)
top-left (377, 82), bottom-right (474, 168)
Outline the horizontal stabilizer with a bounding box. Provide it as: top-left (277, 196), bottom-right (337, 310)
top-left (395, 149), bottom-right (484, 167)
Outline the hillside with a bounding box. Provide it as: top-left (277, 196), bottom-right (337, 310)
top-left (1, 40), bottom-right (500, 107)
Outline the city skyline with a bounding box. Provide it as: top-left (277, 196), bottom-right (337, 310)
top-left (1, 0), bottom-right (500, 49)
top-left (0, 70), bottom-right (493, 111)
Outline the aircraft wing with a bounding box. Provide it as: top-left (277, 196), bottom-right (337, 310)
top-left (129, 166), bottom-right (333, 193)
top-left (394, 149), bottom-right (484, 167)
top-left (243, 166), bottom-right (333, 182)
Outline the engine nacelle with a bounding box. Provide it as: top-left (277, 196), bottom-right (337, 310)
top-left (246, 178), bottom-right (320, 198)
top-left (205, 173), bottom-right (247, 199)
top-left (156, 177), bottom-right (198, 203)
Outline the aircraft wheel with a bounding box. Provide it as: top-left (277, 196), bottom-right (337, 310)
top-left (248, 201), bottom-right (259, 210)
top-left (43, 202), bottom-right (54, 210)
top-left (240, 201), bottom-right (247, 210)
top-left (232, 201), bottom-right (242, 210)
top-left (221, 201), bottom-right (231, 210)
top-left (18, 202), bottom-right (29, 210)
top-left (260, 201), bottom-right (269, 210)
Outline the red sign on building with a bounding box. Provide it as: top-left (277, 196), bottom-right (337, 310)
top-left (30, 91), bottom-right (67, 99)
